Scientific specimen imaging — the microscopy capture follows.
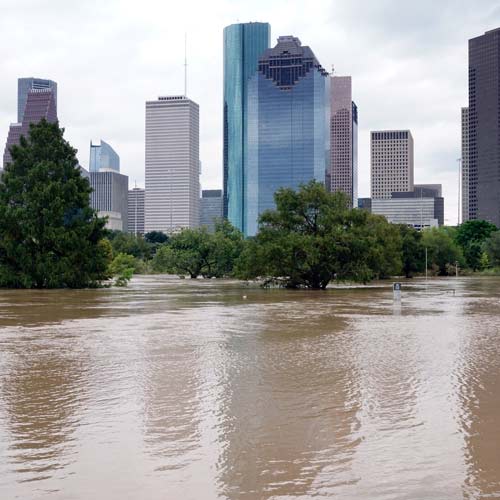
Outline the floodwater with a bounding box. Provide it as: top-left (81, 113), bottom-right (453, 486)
top-left (0, 276), bottom-right (499, 500)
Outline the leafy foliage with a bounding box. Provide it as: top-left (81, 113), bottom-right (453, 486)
top-left (398, 225), bottom-right (425, 278)
top-left (422, 227), bottom-right (464, 275)
top-left (0, 120), bottom-right (110, 288)
top-left (152, 221), bottom-right (244, 278)
top-left (108, 253), bottom-right (136, 286)
top-left (455, 220), bottom-right (497, 270)
top-left (484, 231), bottom-right (500, 268)
top-left (235, 181), bottom-right (402, 289)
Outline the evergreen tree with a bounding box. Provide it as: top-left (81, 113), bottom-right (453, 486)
top-left (0, 119), bottom-right (110, 288)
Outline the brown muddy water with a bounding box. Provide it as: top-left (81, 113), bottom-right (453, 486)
top-left (0, 276), bottom-right (499, 499)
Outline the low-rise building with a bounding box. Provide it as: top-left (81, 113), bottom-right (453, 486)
top-left (200, 189), bottom-right (223, 232)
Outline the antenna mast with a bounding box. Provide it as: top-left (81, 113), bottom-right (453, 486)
top-left (184, 32), bottom-right (187, 96)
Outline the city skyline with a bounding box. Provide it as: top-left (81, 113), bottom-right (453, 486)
top-left (1, 1), bottom-right (500, 225)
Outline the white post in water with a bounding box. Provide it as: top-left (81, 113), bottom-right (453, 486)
top-left (455, 260), bottom-right (459, 277)
top-left (393, 282), bottom-right (402, 302)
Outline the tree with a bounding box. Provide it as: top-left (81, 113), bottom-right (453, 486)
top-left (145, 231), bottom-right (169, 244)
top-left (235, 181), bottom-right (401, 289)
top-left (108, 253), bottom-right (136, 286)
top-left (0, 119), bottom-right (110, 288)
top-left (108, 231), bottom-right (151, 260)
top-left (398, 225), bottom-right (425, 278)
top-left (422, 227), bottom-right (464, 275)
top-left (455, 220), bottom-right (497, 270)
top-left (151, 222), bottom-right (244, 278)
top-left (484, 231), bottom-right (500, 267)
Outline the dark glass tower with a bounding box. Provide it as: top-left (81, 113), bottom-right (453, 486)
top-left (3, 88), bottom-right (57, 167)
top-left (468, 28), bottom-right (500, 226)
top-left (223, 22), bottom-right (271, 231)
top-left (245, 36), bottom-right (330, 236)
top-left (18, 77), bottom-right (57, 123)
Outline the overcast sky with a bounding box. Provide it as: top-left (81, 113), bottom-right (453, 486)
top-left (1, 0), bottom-right (499, 224)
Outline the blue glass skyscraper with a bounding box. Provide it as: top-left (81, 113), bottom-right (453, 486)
top-left (89, 140), bottom-right (120, 173)
top-left (223, 22), bottom-right (271, 231)
top-left (245, 36), bottom-right (330, 236)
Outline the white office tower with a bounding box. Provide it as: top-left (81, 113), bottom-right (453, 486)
top-left (371, 130), bottom-right (414, 199)
top-left (145, 96), bottom-right (200, 233)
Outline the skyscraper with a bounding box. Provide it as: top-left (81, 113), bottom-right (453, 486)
top-left (468, 28), bottom-right (500, 225)
top-left (3, 88), bottom-right (57, 167)
top-left (461, 107), bottom-right (470, 223)
top-left (245, 35), bottom-right (330, 236)
top-left (330, 76), bottom-right (358, 207)
top-left (128, 187), bottom-right (145, 235)
top-left (145, 95), bottom-right (200, 233)
top-left (200, 189), bottom-right (223, 232)
top-left (223, 22), bottom-right (271, 230)
top-left (17, 77), bottom-right (57, 123)
top-left (90, 140), bottom-right (120, 173)
top-left (90, 170), bottom-right (129, 231)
top-left (370, 130), bottom-right (414, 199)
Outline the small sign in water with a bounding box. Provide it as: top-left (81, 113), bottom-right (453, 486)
top-left (393, 282), bottom-right (402, 302)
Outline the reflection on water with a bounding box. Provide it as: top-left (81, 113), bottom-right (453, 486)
top-left (0, 276), bottom-right (500, 499)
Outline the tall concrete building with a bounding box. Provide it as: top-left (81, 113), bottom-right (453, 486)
top-left (461, 107), bottom-right (470, 223)
top-left (145, 95), bottom-right (200, 233)
top-left (245, 35), bottom-right (330, 236)
top-left (370, 130), bottom-right (414, 199)
top-left (3, 87), bottom-right (57, 167)
top-left (223, 22), bottom-right (271, 229)
top-left (17, 77), bottom-right (57, 123)
top-left (128, 187), bottom-right (145, 235)
top-left (468, 28), bottom-right (500, 226)
top-left (90, 140), bottom-right (120, 173)
top-left (90, 171), bottom-right (129, 231)
top-left (200, 189), bottom-right (223, 232)
top-left (330, 75), bottom-right (358, 207)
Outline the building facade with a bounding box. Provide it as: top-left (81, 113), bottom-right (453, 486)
top-left (330, 75), bottom-right (358, 207)
top-left (17, 77), bottom-right (57, 123)
top-left (145, 96), bottom-right (200, 233)
top-left (200, 189), bottom-right (223, 232)
top-left (223, 22), bottom-right (271, 229)
top-left (90, 171), bottom-right (129, 231)
top-left (90, 140), bottom-right (120, 173)
top-left (3, 88), bottom-right (57, 167)
top-left (370, 130), bottom-right (414, 199)
top-left (461, 107), bottom-right (470, 223)
top-left (468, 28), bottom-right (500, 226)
top-left (245, 35), bottom-right (330, 236)
top-left (128, 187), bottom-right (145, 234)
top-left (372, 197), bottom-right (443, 229)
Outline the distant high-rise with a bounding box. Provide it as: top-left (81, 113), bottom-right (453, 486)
top-left (90, 140), bottom-right (120, 173)
top-left (17, 77), bottom-right (57, 123)
top-left (370, 130), bottom-right (414, 199)
top-left (200, 189), bottom-right (223, 232)
top-left (90, 171), bottom-right (129, 231)
top-left (245, 35), bottom-right (330, 236)
top-left (145, 96), bottom-right (200, 233)
top-left (223, 22), bottom-right (271, 230)
top-left (330, 76), bottom-right (358, 207)
top-left (461, 107), bottom-right (470, 223)
top-left (468, 28), bottom-right (500, 225)
top-left (3, 88), bottom-right (57, 167)
top-left (128, 187), bottom-right (145, 235)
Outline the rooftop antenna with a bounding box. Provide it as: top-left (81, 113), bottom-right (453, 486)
top-left (331, 64), bottom-right (335, 75)
top-left (184, 32), bottom-right (188, 97)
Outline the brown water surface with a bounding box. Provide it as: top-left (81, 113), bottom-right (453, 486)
top-left (0, 276), bottom-right (499, 499)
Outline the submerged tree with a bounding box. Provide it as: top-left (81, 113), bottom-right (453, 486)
top-left (235, 181), bottom-right (402, 289)
top-left (0, 119), bottom-right (110, 288)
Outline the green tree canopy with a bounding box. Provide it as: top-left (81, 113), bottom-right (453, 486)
top-left (398, 225), bottom-right (425, 278)
top-left (235, 181), bottom-right (402, 289)
top-left (152, 221), bottom-right (244, 278)
top-left (0, 119), bottom-right (110, 288)
top-left (484, 231), bottom-right (500, 268)
top-left (422, 227), bottom-right (464, 275)
top-left (455, 220), bottom-right (497, 270)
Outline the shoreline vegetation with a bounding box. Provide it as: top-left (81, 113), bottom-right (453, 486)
top-left (1, 121), bottom-right (500, 290)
